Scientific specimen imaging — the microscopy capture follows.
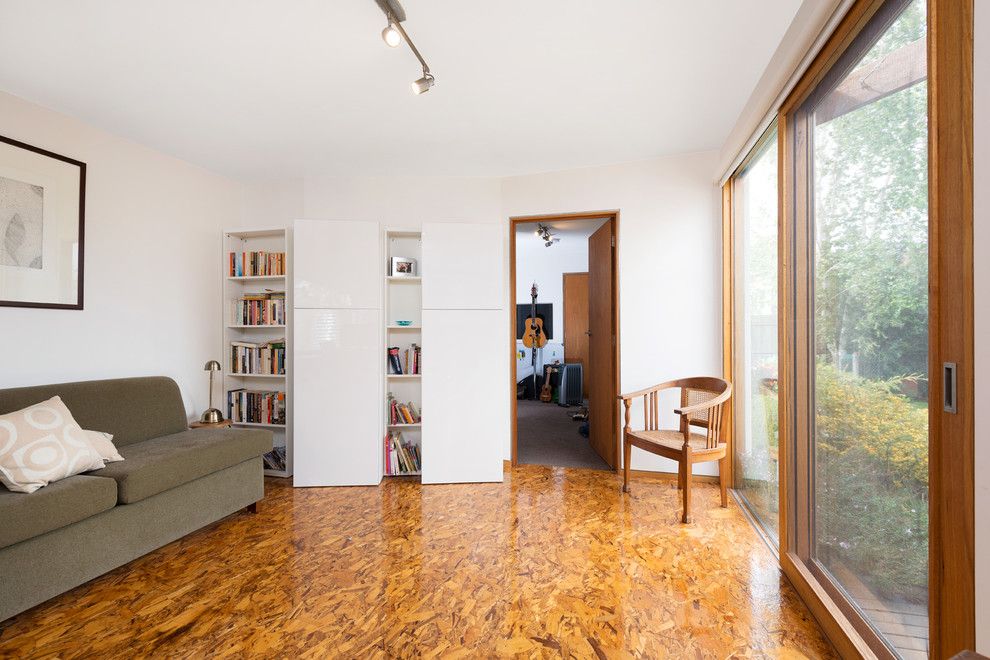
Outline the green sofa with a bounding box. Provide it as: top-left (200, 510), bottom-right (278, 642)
top-left (0, 377), bottom-right (271, 623)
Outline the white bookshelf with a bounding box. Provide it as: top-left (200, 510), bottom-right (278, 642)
top-left (222, 227), bottom-right (292, 478)
top-left (383, 228), bottom-right (423, 478)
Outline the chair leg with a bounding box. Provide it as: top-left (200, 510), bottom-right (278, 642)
top-left (677, 460), bottom-right (684, 490)
top-left (681, 449), bottom-right (693, 524)
top-left (719, 456), bottom-right (728, 508)
top-left (622, 437), bottom-right (632, 493)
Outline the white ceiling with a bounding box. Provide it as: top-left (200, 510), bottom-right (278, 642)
top-left (0, 1), bottom-right (802, 181)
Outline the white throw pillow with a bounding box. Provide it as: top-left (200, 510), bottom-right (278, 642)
top-left (82, 430), bottom-right (125, 463)
top-left (0, 396), bottom-right (106, 493)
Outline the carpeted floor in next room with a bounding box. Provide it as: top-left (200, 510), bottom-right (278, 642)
top-left (516, 398), bottom-right (610, 470)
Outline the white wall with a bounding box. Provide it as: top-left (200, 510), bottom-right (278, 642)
top-left (514, 226), bottom-right (592, 343)
top-left (502, 151), bottom-right (723, 475)
top-left (974, 1), bottom-right (989, 651)
top-left (0, 91), bottom-right (244, 418)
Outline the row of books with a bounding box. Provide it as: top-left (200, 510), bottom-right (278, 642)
top-left (387, 344), bottom-right (421, 375)
top-left (231, 291), bottom-right (286, 326)
top-left (230, 339), bottom-right (286, 375)
top-left (384, 432), bottom-right (421, 475)
top-left (227, 389), bottom-right (286, 425)
top-left (229, 251), bottom-right (286, 277)
top-left (263, 445), bottom-right (287, 472)
top-left (387, 394), bottom-right (421, 425)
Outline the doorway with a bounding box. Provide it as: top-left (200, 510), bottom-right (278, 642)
top-left (509, 211), bottom-right (620, 470)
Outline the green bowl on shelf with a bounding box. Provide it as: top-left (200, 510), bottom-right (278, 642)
top-left (395, 320), bottom-right (413, 326)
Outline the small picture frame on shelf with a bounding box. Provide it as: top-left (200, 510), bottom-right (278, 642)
top-left (390, 256), bottom-right (417, 277)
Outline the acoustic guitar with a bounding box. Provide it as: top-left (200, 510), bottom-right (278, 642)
top-left (540, 365), bottom-right (554, 402)
top-left (522, 283), bottom-right (548, 350)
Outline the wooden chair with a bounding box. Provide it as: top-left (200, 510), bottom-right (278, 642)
top-left (618, 377), bottom-right (732, 523)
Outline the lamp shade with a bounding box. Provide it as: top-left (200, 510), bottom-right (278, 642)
top-left (204, 360), bottom-right (222, 371)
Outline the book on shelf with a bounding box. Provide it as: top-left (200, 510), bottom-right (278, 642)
top-left (387, 393), bottom-right (421, 425)
top-left (230, 338), bottom-right (286, 375)
top-left (387, 343), bottom-right (422, 375)
top-left (263, 445), bottom-right (288, 472)
top-left (383, 431), bottom-right (421, 475)
top-left (229, 251), bottom-right (286, 277)
top-left (231, 291), bottom-right (285, 326)
top-left (227, 389), bottom-right (286, 425)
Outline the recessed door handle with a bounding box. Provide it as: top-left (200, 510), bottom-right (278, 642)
top-left (943, 362), bottom-right (957, 414)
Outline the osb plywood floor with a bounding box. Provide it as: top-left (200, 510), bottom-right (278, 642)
top-left (0, 465), bottom-right (836, 659)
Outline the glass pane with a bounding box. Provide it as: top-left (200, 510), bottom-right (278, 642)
top-left (733, 129), bottom-right (779, 542)
top-left (810, 0), bottom-right (929, 656)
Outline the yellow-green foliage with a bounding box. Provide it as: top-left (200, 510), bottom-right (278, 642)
top-left (815, 363), bottom-right (928, 491)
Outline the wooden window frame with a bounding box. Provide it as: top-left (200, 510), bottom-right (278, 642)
top-left (722, 0), bottom-right (974, 655)
top-left (723, 121), bottom-right (780, 546)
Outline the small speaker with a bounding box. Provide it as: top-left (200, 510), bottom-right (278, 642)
top-left (557, 363), bottom-right (583, 407)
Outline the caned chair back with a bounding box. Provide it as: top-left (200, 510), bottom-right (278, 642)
top-left (678, 379), bottom-right (730, 449)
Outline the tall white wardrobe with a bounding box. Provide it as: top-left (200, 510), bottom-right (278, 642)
top-left (292, 219), bottom-right (505, 486)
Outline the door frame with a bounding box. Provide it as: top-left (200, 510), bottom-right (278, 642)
top-left (508, 210), bottom-right (621, 469)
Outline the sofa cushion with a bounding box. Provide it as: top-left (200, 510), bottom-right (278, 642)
top-left (0, 474), bottom-right (118, 549)
top-left (88, 428), bottom-right (272, 504)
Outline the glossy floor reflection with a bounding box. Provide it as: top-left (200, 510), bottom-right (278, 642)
top-left (0, 465), bottom-right (835, 658)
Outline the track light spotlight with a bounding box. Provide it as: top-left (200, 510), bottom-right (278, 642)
top-left (374, 0), bottom-right (436, 94)
top-left (382, 23), bottom-right (402, 47)
top-left (411, 73), bottom-right (435, 95)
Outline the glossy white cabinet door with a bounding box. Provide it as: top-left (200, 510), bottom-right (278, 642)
top-left (422, 222), bottom-right (503, 310)
top-left (422, 309), bottom-right (506, 484)
top-left (293, 308), bottom-right (382, 486)
top-left (293, 219), bottom-right (381, 309)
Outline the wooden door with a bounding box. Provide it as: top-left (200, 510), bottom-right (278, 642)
top-left (588, 223), bottom-right (615, 468)
top-left (562, 272), bottom-right (590, 398)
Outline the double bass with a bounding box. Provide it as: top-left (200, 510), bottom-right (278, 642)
top-left (522, 283), bottom-right (547, 398)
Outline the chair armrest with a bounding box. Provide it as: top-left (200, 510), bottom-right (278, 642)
top-left (617, 380), bottom-right (682, 401)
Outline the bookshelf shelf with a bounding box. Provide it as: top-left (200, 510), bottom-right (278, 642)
top-left (383, 228), bottom-right (423, 479)
top-left (228, 275), bottom-right (286, 282)
top-left (233, 421), bottom-right (286, 429)
top-left (227, 324), bottom-right (286, 329)
top-left (223, 227), bottom-right (292, 479)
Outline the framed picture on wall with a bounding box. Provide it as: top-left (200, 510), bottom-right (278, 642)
top-left (0, 135), bottom-right (85, 309)
top-left (390, 256), bottom-right (417, 277)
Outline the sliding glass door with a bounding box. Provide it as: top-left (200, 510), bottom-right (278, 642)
top-left (786, 0), bottom-right (930, 656)
top-left (731, 126), bottom-right (779, 542)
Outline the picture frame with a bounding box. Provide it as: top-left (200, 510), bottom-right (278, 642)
top-left (0, 134), bottom-right (86, 310)
top-left (390, 256), bottom-right (417, 277)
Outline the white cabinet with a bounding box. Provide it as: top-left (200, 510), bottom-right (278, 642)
top-left (421, 309), bottom-right (506, 484)
top-left (293, 308), bottom-right (382, 486)
top-left (293, 219), bottom-right (381, 309)
top-left (422, 222), bottom-right (503, 310)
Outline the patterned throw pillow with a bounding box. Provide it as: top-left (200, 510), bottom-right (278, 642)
top-left (82, 430), bottom-right (125, 463)
top-left (0, 396), bottom-right (106, 493)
